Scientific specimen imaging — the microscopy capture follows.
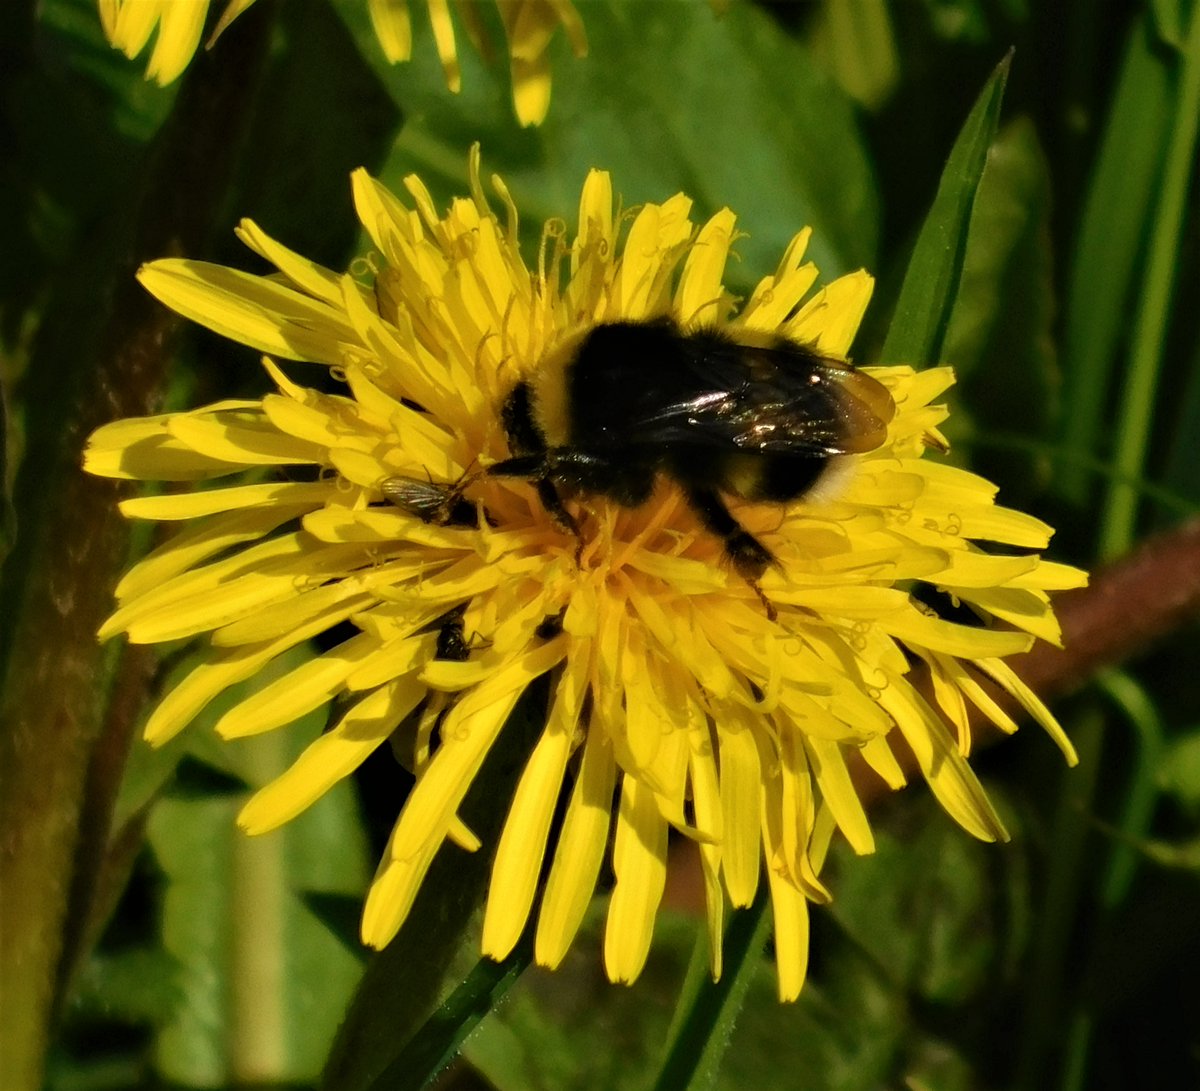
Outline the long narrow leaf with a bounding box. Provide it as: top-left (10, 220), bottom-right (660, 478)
top-left (365, 941), bottom-right (533, 1091)
top-left (1098, 5), bottom-right (1200, 558)
top-left (650, 886), bottom-right (771, 1091)
top-left (1058, 13), bottom-right (1175, 503)
top-left (881, 53), bottom-right (1011, 366)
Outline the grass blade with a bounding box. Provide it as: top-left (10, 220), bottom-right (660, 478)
top-left (650, 887), bottom-right (772, 1091)
top-left (880, 52), bottom-right (1011, 366)
top-left (1058, 13), bottom-right (1175, 503)
top-left (361, 941), bottom-right (533, 1091)
top-left (1098, 6), bottom-right (1200, 558)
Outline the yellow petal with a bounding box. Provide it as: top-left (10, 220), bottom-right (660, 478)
top-left (786, 270), bottom-right (874, 355)
top-left (142, 600), bottom-right (363, 745)
top-left (115, 503), bottom-right (311, 603)
top-left (947, 585), bottom-right (1063, 646)
top-left (383, 637), bottom-right (567, 868)
top-left (360, 836), bottom-right (443, 948)
top-left (367, 0), bottom-right (412, 61)
top-left (740, 233), bottom-right (820, 332)
top-left (119, 480), bottom-right (334, 521)
top-left (675, 208), bottom-right (737, 327)
top-left (718, 708), bottom-right (763, 907)
top-left (166, 411), bottom-right (323, 467)
top-left (239, 674), bottom-right (425, 833)
top-left (138, 259), bottom-right (360, 363)
top-left (232, 220), bottom-right (346, 305)
top-left (857, 734), bottom-right (906, 789)
top-left (803, 735), bottom-right (874, 855)
top-left (482, 646), bottom-right (588, 958)
top-left (931, 653), bottom-right (1018, 736)
top-left (207, 0), bottom-right (259, 46)
top-left (140, 0), bottom-right (208, 85)
top-left (102, 532), bottom-right (307, 640)
top-left (510, 53), bottom-right (551, 127)
top-left (536, 732), bottom-right (617, 969)
top-left (767, 867), bottom-right (810, 1002)
top-left (876, 673), bottom-right (1009, 842)
top-left (212, 585), bottom-right (378, 648)
top-left (604, 776), bottom-right (668, 985)
top-left (426, 0), bottom-right (461, 92)
top-left (216, 631), bottom-right (380, 738)
top-left (883, 604), bottom-right (1034, 658)
top-left (975, 658), bottom-right (1078, 764)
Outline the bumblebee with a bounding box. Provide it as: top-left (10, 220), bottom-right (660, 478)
top-left (487, 317), bottom-right (895, 576)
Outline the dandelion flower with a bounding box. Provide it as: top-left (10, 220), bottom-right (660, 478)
top-left (98, 0), bottom-right (586, 124)
top-left (85, 150), bottom-right (1084, 1000)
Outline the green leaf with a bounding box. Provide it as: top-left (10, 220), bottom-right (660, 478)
top-left (72, 947), bottom-right (186, 1029)
top-left (1097, 4), bottom-right (1200, 558)
top-left (1162, 336), bottom-right (1200, 504)
top-left (1151, 0), bottom-right (1189, 48)
top-left (366, 942), bottom-right (533, 1091)
top-left (880, 52), bottom-right (1011, 366)
top-left (807, 0), bottom-right (900, 111)
top-left (940, 117), bottom-right (1058, 494)
top-left (650, 887), bottom-right (771, 1091)
top-left (37, 0), bottom-right (178, 141)
top-left (462, 908), bottom-right (697, 1091)
top-left (1057, 11), bottom-right (1175, 504)
top-left (230, 0), bottom-right (400, 271)
top-left (714, 947), bottom-right (905, 1091)
top-left (303, 891), bottom-right (372, 960)
top-left (334, 0), bottom-right (879, 284)
top-left (463, 901), bottom-right (914, 1091)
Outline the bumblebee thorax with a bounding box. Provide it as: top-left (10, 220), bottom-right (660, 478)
top-left (526, 330), bottom-right (588, 448)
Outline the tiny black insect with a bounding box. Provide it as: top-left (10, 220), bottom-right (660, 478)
top-left (487, 317), bottom-right (895, 577)
top-left (434, 605), bottom-right (472, 662)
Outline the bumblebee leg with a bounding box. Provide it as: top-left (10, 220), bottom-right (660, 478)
top-left (488, 455), bottom-right (583, 542)
top-left (683, 486), bottom-right (777, 618)
top-left (537, 478), bottom-right (582, 540)
top-left (429, 468), bottom-right (486, 527)
top-left (682, 486), bottom-right (772, 575)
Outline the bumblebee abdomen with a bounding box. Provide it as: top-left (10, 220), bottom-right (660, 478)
top-left (740, 453), bottom-right (830, 502)
top-left (667, 448), bottom-right (829, 503)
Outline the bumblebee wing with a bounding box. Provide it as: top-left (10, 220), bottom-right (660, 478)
top-left (625, 339), bottom-right (895, 455)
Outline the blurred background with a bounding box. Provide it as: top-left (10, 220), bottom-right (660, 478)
top-left (1, 1), bottom-right (1198, 1088)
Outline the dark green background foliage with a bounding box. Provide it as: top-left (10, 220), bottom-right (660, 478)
top-left (1, 0), bottom-right (1198, 1089)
